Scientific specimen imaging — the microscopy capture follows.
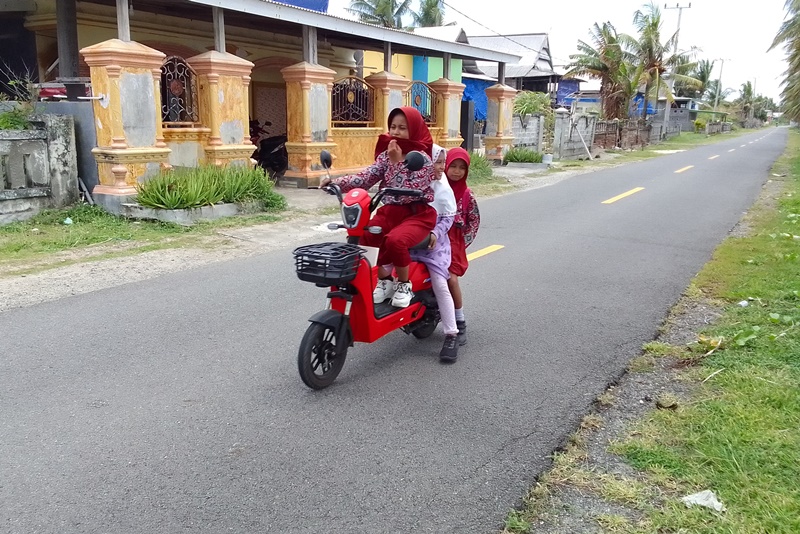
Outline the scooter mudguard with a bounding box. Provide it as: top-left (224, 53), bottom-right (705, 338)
top-left (308, 309), bottom-right (352, 349)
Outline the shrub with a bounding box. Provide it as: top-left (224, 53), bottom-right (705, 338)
top-left (513, 91), bottom-right (551, 116)
top-left (694, 119), bottom-right (707, 133)
top-left (468, 151), bottom-right (494, 181)
top-left (0, 107), bottom-right (31, 130)
top-left (503, 146), bottom-right (544, 164)
top-left (135, 165), bottom-right (287, 211)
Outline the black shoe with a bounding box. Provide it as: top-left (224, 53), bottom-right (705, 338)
top-left (456, 320), bottom-right (467, 346)
top-left (439, 335), bottom-right (458, 363)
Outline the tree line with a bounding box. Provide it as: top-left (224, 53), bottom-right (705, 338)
top-left (564, 2), bottom-right (777, 122)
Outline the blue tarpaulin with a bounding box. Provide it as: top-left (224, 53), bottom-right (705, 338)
top-left (462, 78), bottom-right (494, 121)
top-left (275, 0), bottom-right (329, 12)
top-left (556, 79), bottom-right (580, 106)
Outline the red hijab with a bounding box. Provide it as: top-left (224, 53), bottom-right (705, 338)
top-left (373, 107), bottom-right (434, 159)
top-left (445, 147), bottom-right (471, 207)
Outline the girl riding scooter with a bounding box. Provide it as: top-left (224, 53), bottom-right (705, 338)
top-left (320, 107), bottom-right (437, 308)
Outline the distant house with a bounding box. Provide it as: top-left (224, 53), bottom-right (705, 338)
top-left (467, 33), bottom-right (559, 93)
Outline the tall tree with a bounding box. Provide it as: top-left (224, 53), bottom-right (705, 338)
top-left (675, 59), bottom-right (713, 99)
top-left (413, 0), bottom-right (445, 27)
top-left (621, 1), bottom-right (698, 118)
top-left (770, 0), bottom-right (800, 120)
top-left (737, 81), bottom-right (755, 119)
top-left (564, 22), bottom-right (632, 119)
top-left (348, 0), bottom-right (413, 28)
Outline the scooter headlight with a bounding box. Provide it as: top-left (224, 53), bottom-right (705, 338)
top-left (341, 204), bottom-right (362, 228)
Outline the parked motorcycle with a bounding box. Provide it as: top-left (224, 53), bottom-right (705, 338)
top-left (249, 119), bottom-right (288, 181)
top-left (291, 150), bottom-right (440, 389)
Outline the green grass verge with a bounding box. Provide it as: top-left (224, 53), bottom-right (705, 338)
top-left (0, 200), bottom-right (286, 269)
top-left (609, 128), bottom-right (800, 533)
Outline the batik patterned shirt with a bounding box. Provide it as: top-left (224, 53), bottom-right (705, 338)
top-left (335, 151), bottom-right (435, 204)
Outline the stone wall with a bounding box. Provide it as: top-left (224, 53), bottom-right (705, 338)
top-left (512, 113), bottom-right (544, 152)
top-left (0, 114), bottom-right (79, 224)
top-left (553, 111), bottom-right (596, 160)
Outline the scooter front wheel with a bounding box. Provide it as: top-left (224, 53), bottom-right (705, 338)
top-left (298, 323), bottom-right (348, 389)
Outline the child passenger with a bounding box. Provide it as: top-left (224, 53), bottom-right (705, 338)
top-left (444, 148), bottom-right (480, 345)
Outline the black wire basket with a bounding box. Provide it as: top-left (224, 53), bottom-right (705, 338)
top-left (293, 242), bottom-right (364, 285)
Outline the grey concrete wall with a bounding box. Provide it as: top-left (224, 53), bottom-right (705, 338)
top-left (36, 101), bottom-right (99, 191)
top-left (553, 112), bottom-right (596, 160)
top-left (512, 113), bottom-right (544, 151)
top-left (0, 113), bottom-right (78, 223)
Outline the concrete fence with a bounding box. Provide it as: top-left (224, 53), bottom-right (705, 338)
top-left (511, 113), bottom-right (545, 152)
top-left (0, 114), bottom-right (79, 224)
top-left (553, 110), bottom-right (596, 160)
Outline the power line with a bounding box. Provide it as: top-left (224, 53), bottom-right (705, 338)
top-left (440, 0), bottom-right (539, 55)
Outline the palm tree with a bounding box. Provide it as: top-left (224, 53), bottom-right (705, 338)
top-left (609, 60), bottom-right (646, 118)
top-left (675, 59), bottom-right (713, 99)
top-left (621, 1), bottom-right (699, 118)
top-left (770, 0), bottom-right (800, 119)
top-left (413, 0), bottom-right (444, 27)
top-left (737, 81), bottom-right (755, 119)
top-left (564, 22), bottom-right (632, 119)
top-left (348, 0), bottom-right (413, 28)
top-left (705, 79), bottom-right (734, 108)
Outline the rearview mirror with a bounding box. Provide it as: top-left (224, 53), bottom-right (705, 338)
top-left (404, 151), bottom-right (426, 173)
top-left (320, 150), bottom-right (333, 169)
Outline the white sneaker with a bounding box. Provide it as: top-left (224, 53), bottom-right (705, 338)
top-left (391, 281), bottom-right (413, 308)
top-left (373, 278), bottom-right (396, 303)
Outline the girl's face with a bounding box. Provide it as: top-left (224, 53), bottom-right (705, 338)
top-left (447, 159), bottom-right (468, 182)
top-left (389, 113), bottom-right (409, 139)
top-left (433, 152), bottom-right (446, 179)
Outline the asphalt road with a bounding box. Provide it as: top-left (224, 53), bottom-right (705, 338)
top-left (0, 127), bottom-right (787, 534)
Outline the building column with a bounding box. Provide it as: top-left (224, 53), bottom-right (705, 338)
top-left (365, 70), bottom-right (408, 132)
top-left (80, 39), bottom-right (171, 213)
top-left (280, 61), bottom-right (337, 188)
top-left (484, 83), bottom-right (517, 163)
top-left (428, 77), bottom-right (466, 149)
top-left (186, 51), bottom-right (255, 166)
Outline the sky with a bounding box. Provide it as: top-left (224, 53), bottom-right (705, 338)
top-left (326, 0), bottom-right (789, 103)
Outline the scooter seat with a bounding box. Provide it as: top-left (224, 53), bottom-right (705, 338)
top-left (409, 235), bottom-right (431, 250)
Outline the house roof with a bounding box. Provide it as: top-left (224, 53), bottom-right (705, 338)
top-left (186, 0), bottom-right (520, 63)
top-left (411, 25), bottom-right (468, 44)
top-left (467, 33), bottom-right (556, 79)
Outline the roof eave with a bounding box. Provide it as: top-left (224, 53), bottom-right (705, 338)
top-left (188, 0), bottom-right (521, 63)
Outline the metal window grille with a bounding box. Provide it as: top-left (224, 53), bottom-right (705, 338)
top-left (160, 56), bottom-right (199, 126)
top-left (404, 82), bottom-right (437, 125)
top-left (331, 77), bottom-right (374, 127)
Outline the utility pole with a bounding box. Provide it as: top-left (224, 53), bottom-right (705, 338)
top-left (713, 58), bottom-right (727, 113)
top-left (663, 3), bottom-right (691, 125)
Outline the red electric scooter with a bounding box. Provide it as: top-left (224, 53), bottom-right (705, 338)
top-left (292, 150), bottom-right (439, 389)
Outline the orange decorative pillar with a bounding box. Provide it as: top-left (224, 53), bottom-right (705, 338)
top-left (280, 62), bottom-right (338, 188)
top-left (81, 39), bottom-right (171, 213)
top-left (365, 70), bottom-right (408, 132)
top-left (484, 84), bottom-right (517, 163)
top-left (429, 77), bottom-right (466, 149)
top-left (186, 51), bottom-right (255, 166)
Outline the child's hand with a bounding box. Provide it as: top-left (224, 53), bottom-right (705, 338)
top-left (428, 232), bottom-right (437, 249)
top-left (387, 139), bottom-right (403, 164)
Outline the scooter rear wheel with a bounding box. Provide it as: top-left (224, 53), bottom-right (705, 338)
top-left (411, 320), bottom-right (438, 339)
top-left (298, 323), bottom-right (348, 389)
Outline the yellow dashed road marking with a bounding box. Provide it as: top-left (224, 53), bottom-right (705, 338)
top-left (467, 245), bottom-right (505, 261)
top-left (675, 165), bottom-right (694, 173)
top-left (602, 187), bottom-right (645, 204)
